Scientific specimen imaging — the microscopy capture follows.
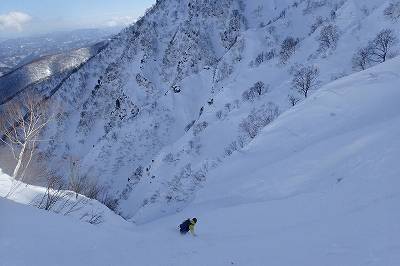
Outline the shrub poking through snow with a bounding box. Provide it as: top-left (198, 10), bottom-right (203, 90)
top-left (242, 81), bottom-right (269, 102)
top-left (36, 176), bottom-right (68, 211)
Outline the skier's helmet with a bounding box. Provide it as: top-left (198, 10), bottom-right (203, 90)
top-left (192, 218), bottom-right (197, 223)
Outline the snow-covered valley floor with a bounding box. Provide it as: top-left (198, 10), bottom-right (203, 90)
top-left (1, 58), bottom-right (400, 266)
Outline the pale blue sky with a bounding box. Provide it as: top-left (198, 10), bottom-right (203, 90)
top-left (0, 0), bottom-right (155, 38)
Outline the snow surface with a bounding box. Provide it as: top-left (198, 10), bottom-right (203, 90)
top-left (1, 57), bottom-right (400, 266)
top-left (0, 169), bottom-right (127, 227)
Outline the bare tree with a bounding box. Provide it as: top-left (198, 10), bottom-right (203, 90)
top-left (291, 65), bottom-right (320, 98)
top-left (352, 46), bottom-right (372, 71)
top-left (318, 24), bottom-right (340, 51)
top-left (280, 37), bottom-right (299, 63)
top-left (352, 29), bottom-right (398, 71)
top-left (0, 93), bottom-right (55, 181)
top-left (288, 94), bottom-right (301, 106)
top-left (369, 29), bottom-right (398, 63)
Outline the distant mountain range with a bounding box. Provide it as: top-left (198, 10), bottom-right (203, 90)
top-left (0, 28), bottom-right (122, 77)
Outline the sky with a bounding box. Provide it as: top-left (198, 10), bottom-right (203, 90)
top-left (0, 0), bottom-right (155, 39)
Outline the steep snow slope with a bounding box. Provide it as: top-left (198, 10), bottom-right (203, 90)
top-left (196, 56), bottom-right (400, 206)
top-left (2, 56), bottom-right (400, 266)
top-left (118, 0), bottom-right (400, 221)
top-left (1, 0), bottom-right (400, 222)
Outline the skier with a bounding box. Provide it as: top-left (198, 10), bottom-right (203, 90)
top-left (179, 218), bottom-right (197, 236)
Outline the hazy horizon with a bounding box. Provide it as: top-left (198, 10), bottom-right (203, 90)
top-left (0, 26), bottom-right (123, 42)
top-left (0, 0), bottom-right (155, 40)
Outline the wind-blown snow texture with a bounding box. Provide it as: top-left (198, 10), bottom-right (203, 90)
top-left (1, 0), bottom-right (400, 224)
top-left (1, 57), bottom-right (400, 266)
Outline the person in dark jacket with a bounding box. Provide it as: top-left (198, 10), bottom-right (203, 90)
top-left (179, 218), bottom-right (197, 236)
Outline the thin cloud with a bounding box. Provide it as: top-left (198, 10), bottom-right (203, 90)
top-left (105, 16), bottom-right (135, 27)
top-left (0, 11), bottom-right (32, 31)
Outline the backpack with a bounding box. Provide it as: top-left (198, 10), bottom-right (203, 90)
top-left (179, 219), bottom-right (191, 233)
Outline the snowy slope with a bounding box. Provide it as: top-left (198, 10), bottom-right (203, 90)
top-left (118, 0), bottom-right (400, 221)
top-left (196, 55), bottom-right (400, 207)
top-left (1, 0), bottom-right (400, 223)
top-left (0, 168), bottom-right (127, 227)
top-left (1, 56), bottom-right (400, 266)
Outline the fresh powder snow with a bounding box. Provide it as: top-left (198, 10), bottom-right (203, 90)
top-left (1, 0), bottom-right (400, 265)
top-left (2, 57), bottom-right (400, 266)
